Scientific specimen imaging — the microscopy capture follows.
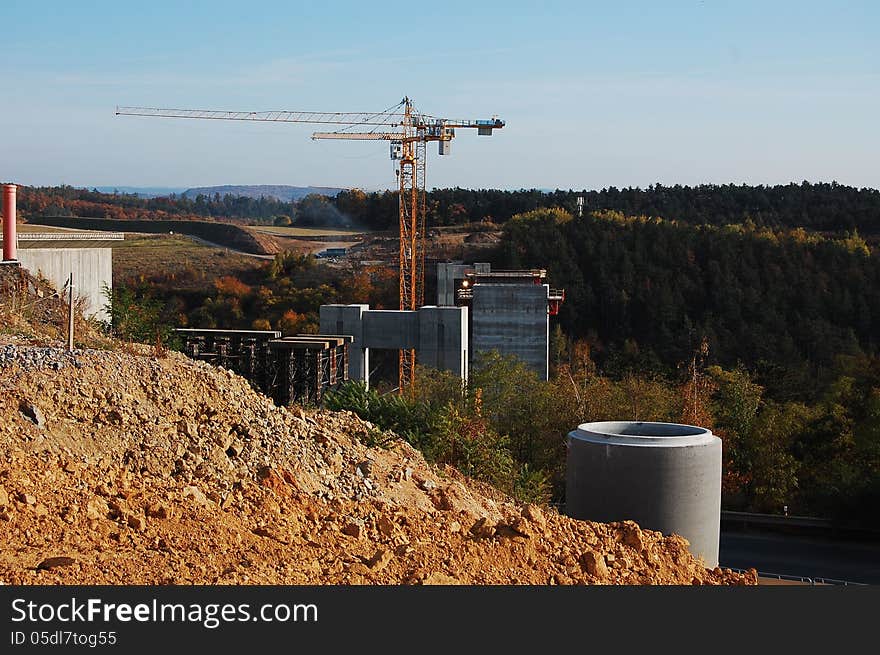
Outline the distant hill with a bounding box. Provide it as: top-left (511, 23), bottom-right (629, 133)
top-left (92, 186), bottom-right (189, 198)
top-left (182, 185), bottom-right (346, 202)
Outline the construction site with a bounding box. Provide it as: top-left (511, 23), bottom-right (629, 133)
top-left (0, 261), bottom-right (753, 586)
top-left (0, 98), bottom-right (755, 586)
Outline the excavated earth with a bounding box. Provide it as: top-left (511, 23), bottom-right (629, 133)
top-left (0, 342), bottom-right (756, 586)
top-left (0, 269), bottom-right (756, 585)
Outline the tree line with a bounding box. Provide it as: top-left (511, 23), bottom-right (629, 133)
top-left (15, 181), bottom-right (880, 235)
top-left (17, 185), bottom-right (293, 223)
top-left (329, 181), bottom-right (880, 233)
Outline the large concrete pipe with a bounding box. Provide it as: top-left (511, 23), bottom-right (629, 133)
top-left (566, 421), bottom-right (722, 567)
top-left (2, 184), bottom-right (16, 262)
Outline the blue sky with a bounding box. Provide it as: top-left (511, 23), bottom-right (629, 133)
top-left (1, 0), bottom-right (878, 191)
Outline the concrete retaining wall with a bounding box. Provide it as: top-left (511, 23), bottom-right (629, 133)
top-left (18, 248), bottom-right (112, 322)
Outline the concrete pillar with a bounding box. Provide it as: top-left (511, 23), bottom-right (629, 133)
top-left (436, 262), bottom-right (492, 306)
top-left (437, 263), bottom-right (464, 306)
top-left (319, 304), bottom-right (369, 386)
top-left (320, 303), bottom-right (471, 385)
top-left (417, 306), bottom-right (469, 381)
top-left (471, 283), bottom-right (550, 380)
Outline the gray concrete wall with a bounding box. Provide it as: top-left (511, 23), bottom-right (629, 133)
top-left (18, 248), bottom-right (112, 322)
top-left (320, 303), bottom-right (468, 386)
top-left (418, 306), bottom-right (468, 381)
top-left (471, 283), bottom-right (549, 379)
top-left (436, 262), bottom-right (491, 306)
top-left (362, 310), bottom-right (419, 350)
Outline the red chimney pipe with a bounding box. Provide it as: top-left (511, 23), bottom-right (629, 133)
top-left (2, 184), bottom-right (17, 261)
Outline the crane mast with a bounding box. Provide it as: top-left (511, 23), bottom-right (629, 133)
top-left (395, 99), bottom-right (425, 389)
top-left (116, 97), bottom-right (504, 393)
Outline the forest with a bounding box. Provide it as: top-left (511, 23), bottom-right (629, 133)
top-left (15, 181), bottom-right (880, 236)
top-left (330, 181), bottom-right (880, 234)
top-left (497, 208), bottom-right (878, 400)
top-left (18, 185), bottom-right (293, 223)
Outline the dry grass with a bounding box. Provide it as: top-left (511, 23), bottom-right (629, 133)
top-left (13, 224), bottom-right (265, 293)
top-left (17, 224), bottom-right (83, 233)
top-left (110, 233), bottom-right (263, 288)
top-left (0, 265), bottom-right (114, 349)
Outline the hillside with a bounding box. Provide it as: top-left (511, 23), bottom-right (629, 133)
top-left (183, 185), bottom-right (346, 202)
top-left (0, 267), bottom-right (754, 585)
top-left (19, 182), bottom-right (880, 235)
top-left (31, 216), bottom-right (281, 256)
top-left (499, 209), bottom-right (880, 390)
top-left (92, 187), bottom-right (189, 198)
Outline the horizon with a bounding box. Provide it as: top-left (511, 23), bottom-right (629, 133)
top-left (2, 0), bottom-right (878, 191)
top-left (27, 179), bottom-right (880, 196)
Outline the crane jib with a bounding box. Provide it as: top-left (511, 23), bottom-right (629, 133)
top-left (116, 107), bottom-right (504, 130)
top-left (115, 98), bottom-right (504, 394)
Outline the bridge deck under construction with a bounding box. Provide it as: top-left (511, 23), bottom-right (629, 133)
top-left (176, 328), bottom-right (352, 406)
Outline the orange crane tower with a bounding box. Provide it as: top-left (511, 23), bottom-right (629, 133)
top-left (116, 98), bottom-right (504, 391)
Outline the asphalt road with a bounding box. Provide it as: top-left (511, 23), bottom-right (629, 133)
top-left (720, 531), bottom-right (880, 584)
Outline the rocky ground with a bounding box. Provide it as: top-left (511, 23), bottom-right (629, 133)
top-left (0, 266), bottom-right (756, 586)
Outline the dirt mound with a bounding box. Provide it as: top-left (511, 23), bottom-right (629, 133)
top-left (0, 265), bottom-right (113, 349)
top-left (242, 228), bottom-right (282, 255)
top-left (0, 338), bottom-right (756, 586)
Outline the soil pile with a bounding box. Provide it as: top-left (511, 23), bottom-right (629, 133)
top-left (0, 340), bottom-right (756, 585)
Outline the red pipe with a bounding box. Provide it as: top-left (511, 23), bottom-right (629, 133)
top-left (2, 184), bottom-right (16, 261)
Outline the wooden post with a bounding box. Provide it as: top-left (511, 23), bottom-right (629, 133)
top-left (67, 272), bottom-right (74, 351)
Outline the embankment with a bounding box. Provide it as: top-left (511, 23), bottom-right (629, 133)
top-left (31, 216), bottom-right (278, 256)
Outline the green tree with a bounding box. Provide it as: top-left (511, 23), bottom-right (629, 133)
top-left (103, 283), bottom-right (176, 346)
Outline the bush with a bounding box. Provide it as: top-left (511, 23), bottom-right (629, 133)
top-left (325, 364), bottom-right (553, 504)
top-left (104, 283), bottom-right (178, 348)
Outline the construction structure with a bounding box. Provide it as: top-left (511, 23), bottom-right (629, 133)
top-left (175, 328), bottom-right (352, 406)
top-left (2, 184), bottom-right (16, 265)
top-left (319, 304), bottom-right (468, 388)
top-left (1, 183), bottom-right (119, 321)
top-left (117, 98), bottom-right (504, 391)
top-left (566, 421), bottom-right (723, 567)
top-left (14, 233), bottom-right (120, 322)
top-left (437, 263), bottom-right (564, 380)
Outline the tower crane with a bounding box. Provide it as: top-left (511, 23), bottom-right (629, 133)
top-left (116, 97), bottom-right (504, 391)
